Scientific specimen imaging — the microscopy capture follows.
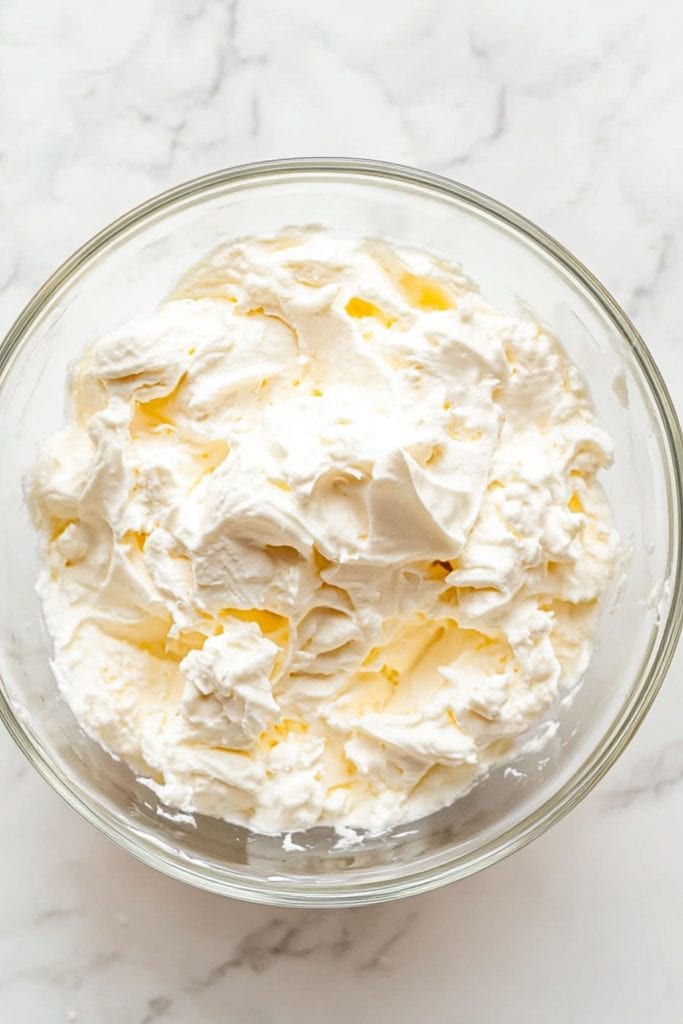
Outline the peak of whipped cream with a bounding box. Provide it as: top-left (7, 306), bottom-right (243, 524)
top-left (31, 227), bottom-right (618, 834)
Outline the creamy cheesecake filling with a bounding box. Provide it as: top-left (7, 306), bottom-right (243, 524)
top-left (32, 228), bottom-right (618, 834)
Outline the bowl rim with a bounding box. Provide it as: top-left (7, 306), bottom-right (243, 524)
top-left (1, 156), bottom-right (682, 907)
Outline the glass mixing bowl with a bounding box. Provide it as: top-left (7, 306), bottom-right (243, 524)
top-left (0, 159), bottom-right (681, 907)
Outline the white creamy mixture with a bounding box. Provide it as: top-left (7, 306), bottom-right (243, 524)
top-left (32, 228), bottom-right (618, 834)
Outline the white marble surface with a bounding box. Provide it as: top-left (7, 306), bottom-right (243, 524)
top-left (1, 0), bottom-right (683, 1020)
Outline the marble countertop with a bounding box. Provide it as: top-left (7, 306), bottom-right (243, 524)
top-left (2, 1), bottom-right (682, 1020)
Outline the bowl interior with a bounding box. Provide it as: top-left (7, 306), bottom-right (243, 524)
top-left (0, 163), bottom-right (679, 905)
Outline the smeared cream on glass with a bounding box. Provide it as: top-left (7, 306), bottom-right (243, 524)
top-left (31, 228), bottom-right (618, 834)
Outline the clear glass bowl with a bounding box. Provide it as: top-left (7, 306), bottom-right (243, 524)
top-left (0, 159), bottom-right (681, 907)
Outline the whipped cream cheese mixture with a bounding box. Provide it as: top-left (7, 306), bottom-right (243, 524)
top-left (31, 228), bottom-right (618, 834)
